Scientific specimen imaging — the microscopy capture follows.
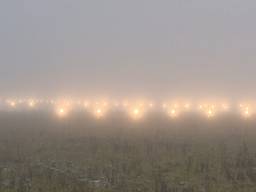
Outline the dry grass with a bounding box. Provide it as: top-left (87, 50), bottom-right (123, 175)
top-left (0, 111), bottom-right (256, 191)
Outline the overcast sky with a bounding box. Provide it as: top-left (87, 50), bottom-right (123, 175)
top-left (0, 0), bottom-right (256, 98)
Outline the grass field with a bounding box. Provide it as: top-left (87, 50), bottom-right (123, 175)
top-left (0, 111), bottom-right (256, 192)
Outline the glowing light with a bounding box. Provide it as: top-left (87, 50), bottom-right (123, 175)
top-left (2, 97), bottom-right (256, 120)
top-left (56, 107), bottom-right (68, 118)
top-left (242, 107), bottom-right (252, 118)
top-left (129, 107), bottom-right (144, 120)
top-left (28, 100), bottom-right (36, 108)
top-left (94, 108), bottom-right (105, 119)
top-left (10, 102), bottom-right (16, 107)
top-left (207, 109), bottom-right (214, 118)
top-left (83, 101), bottom-right (90, 108)
top-left (169, 109), bottom-right (178, 118)
top-left (133, 108), bottom-right (139, 115)
top-left (7, 100), bottom-right (17, 108)
top-left (238, 103), bottom-right (253, 118)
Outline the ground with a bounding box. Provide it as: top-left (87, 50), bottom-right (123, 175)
top-left (0, 111), bottom-right (256, 192)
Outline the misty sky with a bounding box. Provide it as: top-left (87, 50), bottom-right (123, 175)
top-left (0, 0), bottom-right (256, 98)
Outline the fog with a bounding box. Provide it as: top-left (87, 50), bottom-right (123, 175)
top-left (0, 0), bottom-right (256, 99)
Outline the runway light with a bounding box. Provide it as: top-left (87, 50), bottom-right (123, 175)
top-left (129, 107), bottom-right (144, 120)
top-left (134, 108), bottom-right (139, 115)
top-left (10, 102), bottom-right (16, 107)
top-left (238, 103), bottom-right (253, 118)
top-left (83, 101), bottom-right (90, 108)
top-left (28, 100), bottom-right (36, 108)
top-left (242, 107), bottom-right (252, 118)
top-left (56, 107), bottom-right (68, 118)
top-left (7, 100), bottom-right (16, 108)
top-left (206, 109), bottom-right (215, 118)
top-left (94, 108), bottom-right (105, 119)
top-left (169, 109), bottom-right (178, 118)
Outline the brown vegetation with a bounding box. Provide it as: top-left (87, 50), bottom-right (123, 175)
top-left (0, 112), bottom-right (256, 191)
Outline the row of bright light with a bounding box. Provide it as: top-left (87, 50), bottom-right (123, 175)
top-left (0, 98), bottom-right (255, 119)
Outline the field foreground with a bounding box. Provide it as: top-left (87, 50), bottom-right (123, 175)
top-left (0, 112), bottom-right (256, 192)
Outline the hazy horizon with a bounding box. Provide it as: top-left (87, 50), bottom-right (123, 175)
top-left (1, 0), bottom-right (256, 98)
